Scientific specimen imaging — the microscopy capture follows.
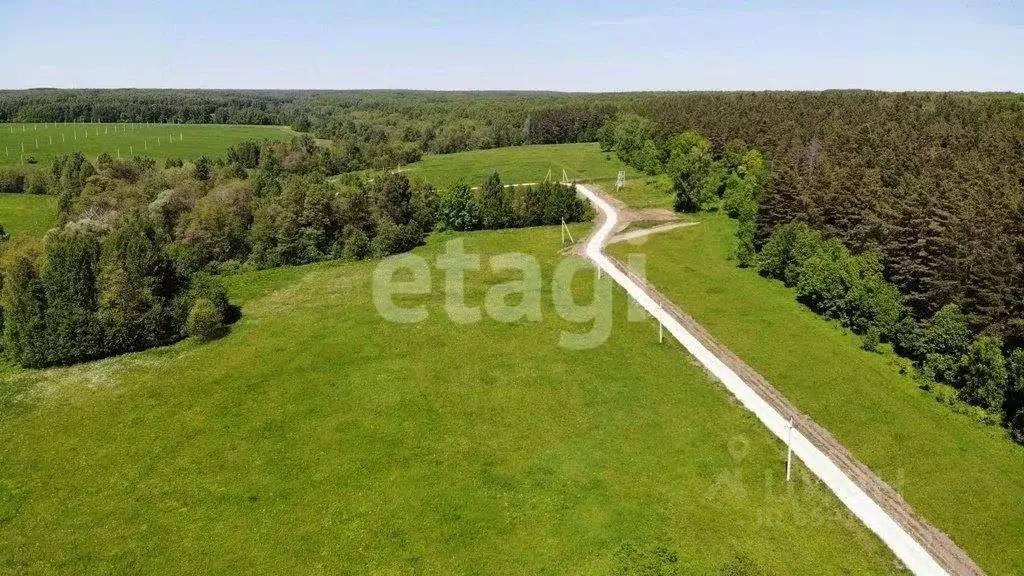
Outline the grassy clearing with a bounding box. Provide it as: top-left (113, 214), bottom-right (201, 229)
top-left (0, 225), bottom-right (903, 574)
top-left (0, 193), bottom-right (57, 237)
top-left (401, 143), bottom-right (640, 188)
top-left (0, 123), bottom-right (297, 166)
top-left (609, 213), bottom-right (1024, 575)
top-left (593, 173), bottom-right (674, 210)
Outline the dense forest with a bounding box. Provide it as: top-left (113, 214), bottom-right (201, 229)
top-left (599, 94), bottom-right (1024, 445)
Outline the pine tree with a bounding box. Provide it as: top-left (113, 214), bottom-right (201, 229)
top-left (754, 166), bottom-right (804, 247)
top-left (881, 178), bottom-right (957, 319)
top-left (478, 172), bottom-right (507, 229)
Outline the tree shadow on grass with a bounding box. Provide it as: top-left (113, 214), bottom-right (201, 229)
top-left (224, 303), bottom-right (242, 326)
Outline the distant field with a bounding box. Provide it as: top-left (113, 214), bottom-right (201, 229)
top-left (0, 225), bottom-right (902, 574)
top-left (609, 213), bottom-right (1024, 575)
top-left (401, 143), bottom-right (640, 188)
top-left (0, 193), bottom-right (57, 237)
top-left (0, 123), bottom-right (297, 166)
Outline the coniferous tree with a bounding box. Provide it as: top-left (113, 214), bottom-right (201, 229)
top-left (478, 173), bottom-right (507, 229)
top-left (438, 184), bottom-right (480, 232)
top-left (755, 166), bottom-right (804, 246)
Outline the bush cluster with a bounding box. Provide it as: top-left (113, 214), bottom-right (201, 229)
top-left (0, 166), bottom-right (52, 195)
top-left (0, 216), bottom-right (229, 367)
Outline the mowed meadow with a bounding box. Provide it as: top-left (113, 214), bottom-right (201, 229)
top-left (0, 193), bottom-right (56, 237)
top-left (0, 223), bottom-right (906, 575)
top-left (608, 211), bottom-right (1024, 575)
top-left (401, 143), bottom-right (641, 188)
top-left (0, 123), bottom-right (297, 165)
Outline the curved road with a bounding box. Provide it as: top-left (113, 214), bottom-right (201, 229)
top-left (574, 183), bottom-right (950, 576)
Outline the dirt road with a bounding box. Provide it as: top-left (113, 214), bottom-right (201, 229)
top-left (574, 182), bottom-right (982, 576)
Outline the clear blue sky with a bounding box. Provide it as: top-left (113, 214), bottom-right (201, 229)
top-left (1, 0), bottom-right (1022, 91)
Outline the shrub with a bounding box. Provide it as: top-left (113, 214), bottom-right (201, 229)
top-left (756, 222), bottom-right (822, 286)
top-left (862, 326), bottom-right (882, 352)
top-left (193, 156), bottom-right (212, 181)
top-left (185, 272), bottom-right (229, 320)
top-left (923, 353), bottom-right (958, 384)
top-left (340, 226), bottom-right (370, 261)
top-left (0, 167), bottom-right (27, 193)
top-left (795, 237), bottom-right (858, 320)
top-left (1006, 348), bottom-right (1024, 428)
top-left (370, 221), bottom-right (424, 258)
top-left (217, 259), bottom-right (243, 275)
top-left (186, 298), bottom-right (222, 341)
top-left (842, 251), bottom-right (904, 337)
top-left (955, 334), bottom-right (1007, 411)
top-left (1010, 409), bottom-right (1024, 445)
top-left (27, 175), bottom-right (46, 195)
top-left (918, 304), bottom-right (971, 359)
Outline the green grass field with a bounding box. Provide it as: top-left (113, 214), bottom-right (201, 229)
top-left (0, 123), bottom-right (297, 166)
top-left (0, 225), bottom-right (905, 574)
top-left (596, 174), bottom-right (675, 211)
top-left (609, 213), bottom-right (1024, 575)
top-left (0, 193), bottom-right (57, 238)
top-left (401, 143), bottom-right (641, 188)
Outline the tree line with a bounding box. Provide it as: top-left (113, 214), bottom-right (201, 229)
top-left (0, 137), bottom-right (589, 368)
top-left (752, 175), bottom-right (1024, 443)
top-left (603, 113), bottom-right (1024, 444)
top-left (436, 175), bottom-right (589, 233)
